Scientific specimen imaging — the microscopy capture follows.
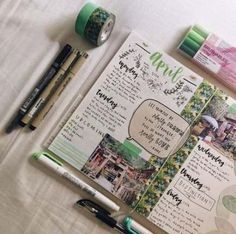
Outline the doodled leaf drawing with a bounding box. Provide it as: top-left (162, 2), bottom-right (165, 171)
top-left (222, 195), bottom-right (236, 214)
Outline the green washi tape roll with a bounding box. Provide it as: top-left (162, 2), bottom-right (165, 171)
top-left (75, 2), bottom-right (116, 46)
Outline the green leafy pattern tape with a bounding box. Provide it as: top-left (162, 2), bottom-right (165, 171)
top-left (75, 2), bottom-right (115, 46)
top-left (134, 81), bottom-right (216, 216)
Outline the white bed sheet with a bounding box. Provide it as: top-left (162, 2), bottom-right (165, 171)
top-left (0, 0), bottom-right (236, 233)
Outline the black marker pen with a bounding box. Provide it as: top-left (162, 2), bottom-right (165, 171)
top-left (6, 44), bottom-right (72, 133)
top-left (76, 200), bottom-right (127, 233)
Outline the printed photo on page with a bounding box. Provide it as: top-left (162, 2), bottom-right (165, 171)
top-left (81, 134), bottom-right (155, 205)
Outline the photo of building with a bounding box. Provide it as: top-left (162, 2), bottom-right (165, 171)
top-left (81, 134), bottom-right (156, 205)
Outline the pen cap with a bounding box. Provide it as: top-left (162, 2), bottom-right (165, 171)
top-left (61, 49), bottom-right (80, 71)
top-left (6, 112), bottom-right (25, 133)
top-left (123, 216), bottom-right (153, 234)
top-left (75, 2), bottom-right (116, 46)
top-left (32, 152), bottom-right (66, 175)
top-left (178, 25), bottom-right (209, 58)
top-left (70, 52), bottom-right (88, 75)
top-left (54, 44), bottom-right (73, 68)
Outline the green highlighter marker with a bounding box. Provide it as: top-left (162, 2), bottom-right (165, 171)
top-left (192, 24), bottom-right (208, 39)
top-left (178, 25), bottom-right (209, 57)
top-left (187, 30), bottom-right (205, 45)
top-left (182, 37), bottom-right (201, 52)
top-left (178, 24), bottom-right (236, 92)
top-left (123, 216), bottom-right (153, 234)
top-left (32, 151), bottom-right (120, 211)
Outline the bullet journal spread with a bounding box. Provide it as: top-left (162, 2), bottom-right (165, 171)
top-left (48, 32), bottom-right (236, 234)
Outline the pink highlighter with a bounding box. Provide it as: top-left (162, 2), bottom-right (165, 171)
top-left (178, 25), bottom-right (236, 92)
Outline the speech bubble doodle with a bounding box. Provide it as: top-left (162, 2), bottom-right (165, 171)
top-left (128, 99), bottom-right (190, 158)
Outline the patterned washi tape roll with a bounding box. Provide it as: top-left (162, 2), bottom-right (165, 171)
top-left (75, 2), bottom-right (116, 46)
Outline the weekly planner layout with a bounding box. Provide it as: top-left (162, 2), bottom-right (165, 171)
top-left (49, 32), bottom-right (236, 234)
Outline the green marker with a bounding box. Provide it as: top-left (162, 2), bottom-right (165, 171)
top-left (178, 25), bottom-right (209, 57)
top-left (178, 24), bottom-right (236, 92)
top-left (182, 37), bottom-right (201, 53)
top-left (187, 30), bottom-right (205, 45)
top-left (123, 216), bottom-right (153, 234)
top-left (179, 44), bottom-right (196, 58)
top-left (192, 25), bottom-right (209, 39)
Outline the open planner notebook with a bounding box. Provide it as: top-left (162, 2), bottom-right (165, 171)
top-left (48, 32), bottom-right (236, 234)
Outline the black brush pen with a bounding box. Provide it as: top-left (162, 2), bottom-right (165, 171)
top-left (6, 44), bottom-right (72, 133)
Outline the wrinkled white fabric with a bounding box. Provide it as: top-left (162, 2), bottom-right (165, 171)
top-left (0, 0), bottom-right (236, 233)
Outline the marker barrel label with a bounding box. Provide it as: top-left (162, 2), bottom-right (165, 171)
top-left (21, 88), bottom-right (40, 112)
